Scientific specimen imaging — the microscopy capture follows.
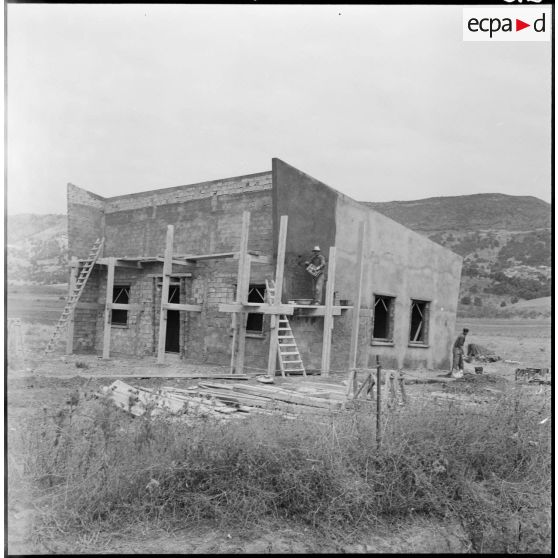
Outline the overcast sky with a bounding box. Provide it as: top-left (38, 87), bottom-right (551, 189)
top-left (7, 4), bottom-right (552, 215)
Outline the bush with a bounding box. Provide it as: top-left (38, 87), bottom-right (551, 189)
top-left (11, 388), bottom-right (551, 553)
top-left (500, 301), bottom-right (507, 307)
top-left (461, 296), bottom-right (471, 305)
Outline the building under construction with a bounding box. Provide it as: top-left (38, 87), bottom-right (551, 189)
top-left (63, 158), bottom-right (462, 375)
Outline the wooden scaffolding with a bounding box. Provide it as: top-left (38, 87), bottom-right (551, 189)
top-left (219, 212), bottom-right (364, 377)
top-left (67, 211), bottom-right (366, 377)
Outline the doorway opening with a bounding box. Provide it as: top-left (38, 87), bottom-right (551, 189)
top-left (165, 285), bottom-right (180, 353)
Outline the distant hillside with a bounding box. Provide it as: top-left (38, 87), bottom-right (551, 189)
top-left (7, 214), bottom-right (68, 284)
top-left (366, 193), bottom-right (551, 318)
top-left (365, 194), bottom-right (550, 233)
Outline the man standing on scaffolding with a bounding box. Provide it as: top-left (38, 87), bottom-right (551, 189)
top-left (304, 246), bottom-right (326, 305)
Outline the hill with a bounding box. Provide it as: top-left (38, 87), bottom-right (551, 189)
top-left (365, 194), bottom-right (551, 318)
top-left (7, 214), bottom-right (68, 284)
top-left (365, 193), bottom-right (550, 233)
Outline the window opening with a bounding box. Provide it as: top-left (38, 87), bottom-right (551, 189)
top-left (246, 284), bottom-right (266, 333)
top-left (112, 286), bottom-right (130, 325)
top-left (410, 300), bottom-right (429, 344)
top-left (372, 295), bottom-right (394, 340)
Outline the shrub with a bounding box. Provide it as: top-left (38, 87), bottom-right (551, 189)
top-left (461, 296), bottom-right (471, 305)
top-left (12, 388), bottom-right (551, 553)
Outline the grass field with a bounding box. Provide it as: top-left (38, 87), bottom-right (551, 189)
top-left (6, 286), bottom-right (552, 554)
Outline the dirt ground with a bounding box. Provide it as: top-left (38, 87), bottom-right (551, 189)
top-left (6, 316), bottom-right (551, 554)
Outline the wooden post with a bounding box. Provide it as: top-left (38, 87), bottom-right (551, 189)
top-left (267, 215), bottom-right (288, 377)
top-left (157, 225), bottom-right (174, 364)
top-left (102, 257), bottom-right (116, 359)
top-left (347, 221), bottom-right (366, 386)
top-left (321, 246), bottom-right (336, 377)
top-left (230, 211), bottom-right (251, 373)
top-left (66, 257), bottom-right (78, 355)
top-left (376, 355), bottom-right (382, 448)
top-left (398, 369), bottom-right (407, 405)
top-left (235, 254), bottom-right (252, 374)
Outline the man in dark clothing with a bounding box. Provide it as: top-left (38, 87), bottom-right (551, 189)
top-left (452, 328), bottom-right (469, 372)
top-left (304, 246), bottom-right (326, 305)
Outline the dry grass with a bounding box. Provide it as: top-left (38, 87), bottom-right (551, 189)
top-left (9, 384), bottom-right (551, 553)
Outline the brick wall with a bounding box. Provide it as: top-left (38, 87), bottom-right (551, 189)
top-left (67, 183), bottom-right (105, 259)
top-left (69, 172), bottom-right (275, 363)
top-left (72, 267), bottom-right (101, 353)
top-left (104, 172), bottom-right (272, 213)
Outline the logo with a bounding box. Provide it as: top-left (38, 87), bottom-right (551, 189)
top-left (463, 7), bottom-right (551, 41)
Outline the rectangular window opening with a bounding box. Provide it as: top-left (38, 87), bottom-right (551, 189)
top-left (372, 295), bottom-right (394, 341)
top-left (112, 285), bottom-right (130, 325)
top-left (410, 300), bottom-right (429, 344)
top-left (246, 284), bottom-right (266, 333)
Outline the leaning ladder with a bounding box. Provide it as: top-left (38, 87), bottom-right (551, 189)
top-left (44, 238), bottom-right (105, 354)
top-left (265, 279), bottom-right (306, 377)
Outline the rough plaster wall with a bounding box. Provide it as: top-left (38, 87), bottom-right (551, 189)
top-left (272, 159), bottom-right (337, 303)
top-left (333, 195), bottom-right (463, 371)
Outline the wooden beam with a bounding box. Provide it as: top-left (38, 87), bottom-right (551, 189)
top-left (157, 226), bottom-right (174, 364)
top-left (102, 257), bottom-right (116, 359)
top-left (267, 215), bottom-right (288, 376)
top-left (66, 257), bottom-right (78, 355)
top-left (234, 212), bottom-right (251, 374)
top-left (219, 303), bottom-right (294, 315)
top-left (110, 303), bottom-right (133, 311)
top-left (163, 303), bottom-right (202, 312)
top-left (174, 251), bottom-right (237, 261)
top-left (154, 257), bottom-right (193, 267)
top-left (230, 212), bottom-right (251, 373)
top-left (347, 221), bottom-right (366, 387)
top-left (97, 257), bottom-right (141, 268)
top-left (146, 273), bottom-right (192, 278)
top-left (321, 246), bottom-right (336, 377)
top-left (293, 306), bottom-right (344, 316)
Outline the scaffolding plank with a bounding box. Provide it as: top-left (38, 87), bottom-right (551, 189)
top-left (102, 257), bottom-right (116, 359)
top-left (157, 225), bottom-right (174, 364)
top-left (347, 221), bottom-right (366, 387)
top-left (321, 246), bottom-right (336, 377)
top-left (267, 215), bottom-right (288, 376)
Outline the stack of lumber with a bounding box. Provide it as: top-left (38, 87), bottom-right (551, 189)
top-left (101, 379), bottom-right (347, 419)
top-left (101, 380), bottom-right (247, 419)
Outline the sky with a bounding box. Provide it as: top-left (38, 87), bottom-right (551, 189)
top-left (6, 4), bottom-right (552, 215)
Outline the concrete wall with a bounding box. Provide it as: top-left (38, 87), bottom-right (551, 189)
top-left (270, 160), bottom-right (462, 372)
top-left (272, 158), bottom-right (337, 303)
top-left (332, 194), bottom-right (463, 371)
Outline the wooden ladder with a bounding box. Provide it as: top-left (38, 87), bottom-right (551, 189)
top-left (265, 279), bottom-right (306, 377)
top-left (45, 238), bottom-right (105, 354)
